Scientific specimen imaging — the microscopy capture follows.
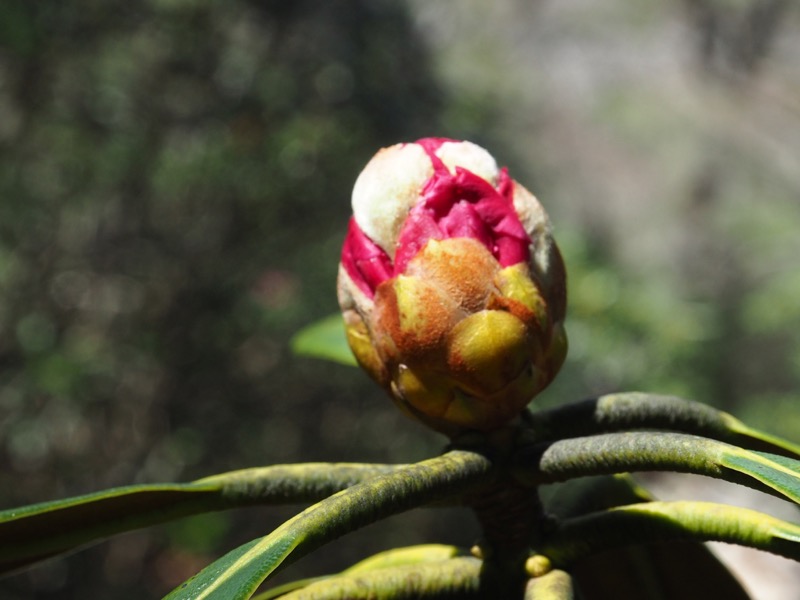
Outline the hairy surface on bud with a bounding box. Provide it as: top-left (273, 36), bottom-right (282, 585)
top-left (338, 138), bottom-right (567, 435)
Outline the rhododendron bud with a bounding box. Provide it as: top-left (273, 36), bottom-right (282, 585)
top-left (338, 138), bottom-right (567, 435)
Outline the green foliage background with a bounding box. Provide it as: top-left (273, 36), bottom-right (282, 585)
top-left (0, 1), bottom-right (798, 598)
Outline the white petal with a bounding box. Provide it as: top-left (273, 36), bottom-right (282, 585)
top-left (351, 143), bottom-right (433, 256)
top-left (512, 182), bottom-right (553, 273)
top-left (512, 182), bottom-right (549, 239)
top-left (435, 141), bottom-right (499, 185)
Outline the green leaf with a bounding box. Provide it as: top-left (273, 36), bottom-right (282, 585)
top-left (290, 314), bottom-right (356, 366)
top-left (542, 501), bottom-right (800, 566)
top-left (0, 463), bottom-right (400, 576)
top-left (541, 476), bottom-right (751, 600)
top-left (252, 545), bottom-right (463, 600)
top-left (164, 451), bottom-right (493, 600)
top-left (343, 544), bottom-right (463, 573)
top-left (524, 569), bottom-right (574, 599)
top-left (301, 557), bottom-right (483, 599)
top-left (541, 474), bottom-right (652, 520)
top-left (0, 483), bottom-right (220, 575)
top-left (260, 557), bottom-right (484, 599)
top-left (529, 392), bottom-right (800, 459)
top-left (721, 450), bottom-right (800, 504)
top-left (516, 431), bottom-right (800, 504)
top-left (724, 417), bottom-right (800, 459)
top-left (251, 576), bottom-right (329, 600)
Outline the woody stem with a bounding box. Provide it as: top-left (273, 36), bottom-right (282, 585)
top-left (469, 477), bottom-right (543, 597)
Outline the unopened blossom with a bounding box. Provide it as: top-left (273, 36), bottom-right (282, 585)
top-left (338, 138), bottom-right (567, 435)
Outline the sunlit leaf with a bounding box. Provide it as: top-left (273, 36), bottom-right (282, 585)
top-left (0, 463), bottom-right (399, 576)
top-left (530, 393), bottom-right (800, 459)
top-left (253, 545), bottom-right (465, 600)
top-left (543, 501), bottom-right (800, 566)
top-left (525, 569), bottom-right (574, 599)
top-left (251, 577), bottom-right (328, 600)
top-left (164, 451), bottom-right (493, 600)
top-left (721, 450), bottom-right (800, 504)
top-left (542, 476), bottom-right (751, 600)
top-left (278, 557), bottom-right (483, 599)
top-left (0, 483), bottom-right (219, 575)
top-left (343, 544), bottom-right (463, 574)
top-left (520, 431), bottom-right (800, 504)
top-left (290, 314), bottom-right (356, 366)
top-left (724, 417), bottom-right (800, 459)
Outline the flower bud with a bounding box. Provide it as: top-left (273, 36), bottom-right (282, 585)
top-left (338, 138), bottom-right (567, 435)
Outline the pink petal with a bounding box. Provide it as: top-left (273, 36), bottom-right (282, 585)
top-left (415, 137), bottom-right (457, 158)
top-left (395, 165), bottom-right (530, 270)
top-left (494, 236), bottom-right (529, 267)
top-left (438, 201), bottom-right (493, 248)
top-left (341, 218), bottom-right (394, 297)
top-left (394, 209), bottom-right (444, 274)
top-left (346, 142), bottom-right (533, 292)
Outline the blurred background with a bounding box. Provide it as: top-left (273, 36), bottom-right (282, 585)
top-left (0, 0), bottom-right (798, 597)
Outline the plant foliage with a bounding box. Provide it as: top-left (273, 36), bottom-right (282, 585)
top-left (2, 358), bottom-right (798, 598)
